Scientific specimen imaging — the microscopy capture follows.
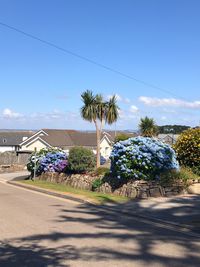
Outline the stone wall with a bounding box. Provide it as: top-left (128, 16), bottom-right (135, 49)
top-left (38, 172), bottom-right (192, 198)
top-left (39, 172), bottom-right (97, 191)
top-left (98, 180), bottom-right (186, 198)
top-left (0, 164), bottom-right (26, 173)
top-left (0, 151), bottom-right (30, 165)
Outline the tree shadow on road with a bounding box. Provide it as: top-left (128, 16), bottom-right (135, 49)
top-left (0, 242), bottom-right (73, 267)
top-left (0, 195), bottom-right (200, 266)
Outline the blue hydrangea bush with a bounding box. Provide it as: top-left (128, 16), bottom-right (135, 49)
top-left (39, 151), bottom-right (67, 173)
top-left (27, 148), bottom-right (68, 176)
top-left (110, 137), bottom-right (179, 181)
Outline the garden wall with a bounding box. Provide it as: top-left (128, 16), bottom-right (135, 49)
top-left (38, 172), bottom-right (191, 198)
top-left (39, 172), bottom-right (95, 191)
top-left (0, 164), bottom-right (25, 173)
top-left (0, 151), bottom-right (30, 165)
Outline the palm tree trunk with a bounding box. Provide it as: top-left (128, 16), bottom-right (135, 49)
top-left (94, 121), bottom-right (100, 168)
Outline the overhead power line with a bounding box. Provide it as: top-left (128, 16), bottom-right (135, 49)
top-left (0, 21), bottom-right (187, 100)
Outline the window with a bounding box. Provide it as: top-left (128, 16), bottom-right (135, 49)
top-left (3, 138), bottom-right (7, 143)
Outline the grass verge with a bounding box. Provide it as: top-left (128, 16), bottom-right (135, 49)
top-left (20, 180), bottom-right (129, 204)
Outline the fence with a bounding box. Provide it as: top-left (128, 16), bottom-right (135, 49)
top-left (0, 151), bottom-right (31, 165)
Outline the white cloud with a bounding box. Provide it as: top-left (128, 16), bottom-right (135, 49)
top-left (107, 94), bottom-right (122, 101)
top-left (107, 94), bottom-right (130, 104)
top-left (29, 110), bottom-right (81, 123)
top-left (139, 96), bottom-right (200, 109)
top-left (118, 107), bottom-right (140, 123)
top-left (30, 110), bottom-right (64, 121)
top-left (2, 108), bottom-right (23, 119)
top-left (130, 105), bottom-right (139, 113)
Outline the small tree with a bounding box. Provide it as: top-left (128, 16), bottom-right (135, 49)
top-left (174, 128), bottom-right (200, 174)
top-left (68, 146), bottom-right (96, 173)
top-left (139, 116), bottom-right (158, 137)
top-left (81, 90), bottom-right (119, 168)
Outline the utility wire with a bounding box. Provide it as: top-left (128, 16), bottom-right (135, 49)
top-left (0, 21), bottom-right (188, 100)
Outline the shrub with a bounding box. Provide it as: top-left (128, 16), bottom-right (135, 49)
top-left (27, 148), bottom-right (67, 176)
top-left (159, 167), bottom-right (199, 188)
top-left (110, 137), bottom-right (179, 181)
top-left (92, 178), bottom-right (104, 191)
top-left (114, 133), bottom-right (131, 143)
top-left (68, 146), bottom-right (95, 173)
top-left (95, 167), bottom-right (110, 176)
top-left (191, 166), bottom-right (200, 176)
top-left (174, 128), bottom-right (200, 172)
top-left (39, 152), bottom-right (68, 173)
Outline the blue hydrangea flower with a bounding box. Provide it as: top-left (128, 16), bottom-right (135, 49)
top-left (110, 136), bottom-right (179, 181)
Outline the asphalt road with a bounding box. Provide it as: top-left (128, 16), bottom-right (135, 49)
top-left (0, 174), bottom-right (200, 267)
top-left (0, 171), bottom-right (29, 181)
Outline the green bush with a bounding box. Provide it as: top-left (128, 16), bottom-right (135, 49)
top-left (68, 146), bottom-right (95, 173)
top-left (95, 167), bottom-right (110, 176)
top-left (174, 128), bottom-right (200, 171)
top-left (92, 178), bottom-right (104, 191)
top-left (191, 166), bottom-right (200, 176)
top-left (114, 133), bottom-right (131, 143)
top-left (159, 167), bottom-right (199, 188)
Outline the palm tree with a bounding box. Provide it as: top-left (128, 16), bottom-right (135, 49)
top-left (81, 90), bottom-right (119, 168)
top-left (139, 116), bottom-right (158, 137)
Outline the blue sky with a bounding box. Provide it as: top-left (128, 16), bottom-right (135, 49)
top-left (0, 0), bottom-right (200, 130)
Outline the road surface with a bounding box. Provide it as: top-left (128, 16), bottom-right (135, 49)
top-left (0, 171), bottom-right (29, 182)
top-left (0, 173), bottom-right (200, 267)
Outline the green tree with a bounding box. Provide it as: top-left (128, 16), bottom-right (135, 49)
top-left (114, 133), bottom-right (130, 143)
top-left (139, 116), bottom-right (158, 137)
top-left (68, 146), bottom-right (96, 173)
top-left (158, 125), bottom-right (190, 134)
top-left (174, 128), bottom-right (200, 174)
top-left (81, 90), bottom-right (119, 168)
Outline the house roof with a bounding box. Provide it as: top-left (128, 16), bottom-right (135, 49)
top-left (20, 129), bottom-right (136, 149)
top-left (0, 131), bottom-right (35, 146)
top-left (42, 129), bottom-right (75, 147)
top-left (158, 134), bottom-right (179, 141)
top-left (41, 129), bottom-right (110, 147)
top-left (69, 131), bottom-right (103, 147)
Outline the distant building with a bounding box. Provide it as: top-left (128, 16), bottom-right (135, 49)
top-left (20, 129), bottom-right (134, 160)
top-left (157, 134), bottom-right (179, 146)
top-left (0, 131), bottom-right (35, 152)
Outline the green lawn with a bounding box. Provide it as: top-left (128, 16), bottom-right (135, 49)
top-left (20, 179), bottom-right (129, 204)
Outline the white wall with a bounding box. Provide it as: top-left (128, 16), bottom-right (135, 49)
top-left (0, 146), bottom-right (16, 152)
top-left (100, 138), bottom-right (112, 159)
top-left (21, 140), bottom-right (48, 151)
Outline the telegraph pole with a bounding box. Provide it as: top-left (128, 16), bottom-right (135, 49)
top-left (33, 147), bottom-right (37, 180)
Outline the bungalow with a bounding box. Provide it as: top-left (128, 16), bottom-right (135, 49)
top-left (20, 129), bottom-right (135, 160)
top-left (20, 129), bottom-right (114, 159)
top-left (0, 131), bottom-right (35, 152)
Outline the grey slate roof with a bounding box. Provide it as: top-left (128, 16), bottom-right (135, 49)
top-left (20, 129), bottom-right (137, 149)
top-left (158, 134), bottom-right (179, 141)
top-left (41, 129), bottom-right (109, 147)
top-left (0, 131), bottom-right (35, 146)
